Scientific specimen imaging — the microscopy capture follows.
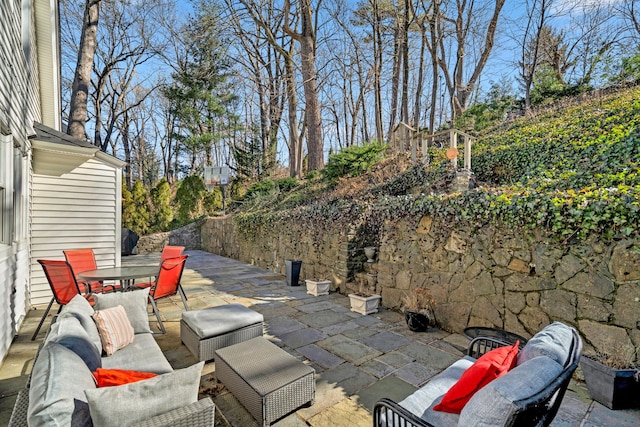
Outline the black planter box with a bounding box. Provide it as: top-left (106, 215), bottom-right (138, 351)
top-left (581, 355), bottom-right (640, 410)
top-left (285, 260), bottom-right (302, 286)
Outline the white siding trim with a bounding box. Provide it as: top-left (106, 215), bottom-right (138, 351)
top-left (30, 159), bottom-right (122, 305)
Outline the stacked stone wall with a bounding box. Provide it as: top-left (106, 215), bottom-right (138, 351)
top-left (197, 215), bottom-right (639, 362)
top-left (136, 222), bottom-right (201, 254)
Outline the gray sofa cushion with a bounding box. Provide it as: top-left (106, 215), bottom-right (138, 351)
top-left (28, 342), bottom-right (97, 427)
top-left (93, 288), bottom-right (152, 334)
top-left (396, 356), bottom-right (475, 426)
top-left (58, 295), bottom-right (102, 352)
top-left (459, 356), bottom-right (563, 426)
top-left (85, 361), bottom-right (204, 427)
top-left (101, 333), bottom-right (173, 374)
top-left (44, 313), bottom-right (102, 372)
top-left (517, 322), bottom-right (573, 366)
top-left (182, 303), bottom-right (264, 338)
top-left (63, 293), bottom-right (94, 317)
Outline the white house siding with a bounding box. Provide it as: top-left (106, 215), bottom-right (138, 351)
top-left (34, 0), bottom-right (61, 130)
top-left (30, 159), bottom-right (122, 305)
top-left (0, 1), bottom-right (40, 362)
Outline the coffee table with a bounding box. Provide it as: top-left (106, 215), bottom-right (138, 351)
top-left (214, 337), bottom-right (315, 426)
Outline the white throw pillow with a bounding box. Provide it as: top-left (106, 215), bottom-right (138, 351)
top-left (92, 305), bottom-right (135, 356)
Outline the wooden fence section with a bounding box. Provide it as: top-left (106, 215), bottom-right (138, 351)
top-left (389, 123), bottom-right (475, 171)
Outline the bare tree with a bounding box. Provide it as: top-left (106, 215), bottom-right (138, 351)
top-left (67, 0), bottom-right (101, 140)
top-left (283, 0), bottom-right (324, 171)
top-left (91, 0), bottom-right (167, 153)
top-left (328, 0), bottom-right (373, 147)
top-left (234, 0), bottom-right (304, 177)
top-left (620, 0), bottom-right (640, 42)
top-left (437, 0), bottom-right (506, 119)
top-left (387, 3), bottom-right (403, 139)
top-left (519, 0), bottom-right (552, 111)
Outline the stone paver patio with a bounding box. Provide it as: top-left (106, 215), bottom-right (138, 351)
top-left (1, 249), bottom-right (639, 426)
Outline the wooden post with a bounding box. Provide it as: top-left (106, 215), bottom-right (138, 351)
top-left (410, 126), bottom-right (416, 162)
top-left (449, 129), bottom-right (458, 169)
top-left (464, 134), bottom-right (472, 170)
top-left (420, 133), bottom-right (429, 165)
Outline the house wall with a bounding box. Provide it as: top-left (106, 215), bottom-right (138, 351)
top-left (30, 159), bottom-right (122, 305)
top-left (0, 1), bottom-right (40, 362)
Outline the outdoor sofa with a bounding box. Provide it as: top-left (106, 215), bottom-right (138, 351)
top-left (9, 289), bottom-right (215, 427)
top-left (373, 322), bottom-right (582, 427)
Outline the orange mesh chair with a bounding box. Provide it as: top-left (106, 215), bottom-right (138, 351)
top-left (134, 255), bottom-right (189, 333)
top-left (63, 249), bottom-right (119, 293)
top-left (32, 260), bottom-right (92, 340)
top-left (160, 245), bottom-right (185, 262)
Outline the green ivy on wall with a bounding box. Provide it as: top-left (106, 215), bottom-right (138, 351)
top-left (235, 86), bottom-right (640, 244)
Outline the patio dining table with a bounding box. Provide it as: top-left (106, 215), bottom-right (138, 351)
top-left (78, 265), bottom-right (158, 290)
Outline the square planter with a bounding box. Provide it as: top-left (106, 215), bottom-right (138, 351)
top-left (581, 355), bottom-right (640, 410)
top-left (305, 279), bottom-right (331, 296)
top-left (348, 293), bottom-right (381, 315)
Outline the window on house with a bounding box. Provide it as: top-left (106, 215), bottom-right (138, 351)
top-left (1, 133), bottom-right (13, 245)
top-left (13, 145), bottom-right (26, 241)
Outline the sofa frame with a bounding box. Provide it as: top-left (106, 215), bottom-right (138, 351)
top-left (9, 306), bottom-right (216, 427)
top-left (373, 329), bottom-right (582, 427)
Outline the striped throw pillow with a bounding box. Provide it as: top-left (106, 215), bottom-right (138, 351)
top-left (92, 305), bottom-right (135, 356)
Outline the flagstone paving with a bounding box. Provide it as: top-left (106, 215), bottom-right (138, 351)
top-left (1, 249), bottom-right (639, 427)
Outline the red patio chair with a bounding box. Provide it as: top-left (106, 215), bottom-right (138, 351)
top-left (32, 260), bottom-right (92, 340)
top-left (134, 255), bottom-right (189, 333)
top-left (63, 248), bottom-right (120, 293)
top-left (160, 245), bottom-right (185, 262)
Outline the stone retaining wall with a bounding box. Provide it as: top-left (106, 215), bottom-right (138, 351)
top-left (197, 215), bottom-right (639, 362)
top-left (136, 222), bottom-right (201, 254)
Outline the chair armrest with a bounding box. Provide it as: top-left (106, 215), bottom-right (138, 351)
top-left (132, 398), bottom-right (215, 427)
top-left (373, 397), bottom-right (435, 427)
top-left (467, 336), bottom-right (515, 358)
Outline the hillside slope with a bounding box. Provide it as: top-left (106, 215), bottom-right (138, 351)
top-left (236, 86), bottom-right (640, 242)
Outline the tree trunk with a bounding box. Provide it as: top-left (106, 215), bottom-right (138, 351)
top-left (387, 16), bottom-right (402, 140)
top-left (438, 0), bottom-right (505, 119)
top-left (297, 0), bottom-right (323, 171)
top-left (68, 0), bottom-right (101, 140)
top-left (372, 0), bottom-right (384, 143)
top-left (427, 0), bottom-right (440, 133)
top-left (413, 20), bottom-right (427, 128)
top-left (285, 52), bottom-right (302, 177)
top-left (122, 110), bottom-right (132, 188)
top-left (400, 0), bottom-right (410, 126)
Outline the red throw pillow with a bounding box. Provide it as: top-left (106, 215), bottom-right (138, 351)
top-left (434, 341), bottom-right (519, 414)
top-left (93, 368), bottom-right (158, 387)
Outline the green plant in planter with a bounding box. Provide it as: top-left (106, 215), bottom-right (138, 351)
top-left (581, 345), bottom-right (640, 410)
top-left (402, 288), bottom-right (436, 332)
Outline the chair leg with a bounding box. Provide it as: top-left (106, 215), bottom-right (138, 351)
top-left (148, 298), bottom-right (166, 334)
top-left (31, 298), bottom-right (55, 341)
top-left (178, 285), bottom-right (189, 311)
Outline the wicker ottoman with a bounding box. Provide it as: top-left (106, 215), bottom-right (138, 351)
top-left (181, 304), bottom-right (264, 362)
top-left (215, 337), bottom-right (315, 426)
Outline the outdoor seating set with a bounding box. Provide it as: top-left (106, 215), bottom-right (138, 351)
top-left (373, 322), bottom-right (583, 427)
top-left (32, 246), bottom-right (188, 339)
top-left (9, 290), bottom-right (214, 426)
top-left (181, 304), bottom-right (316, 426)
top-left (21, 245), bottom-right (584, 426)
top-left (25, 245), bottom-right (316, 426)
